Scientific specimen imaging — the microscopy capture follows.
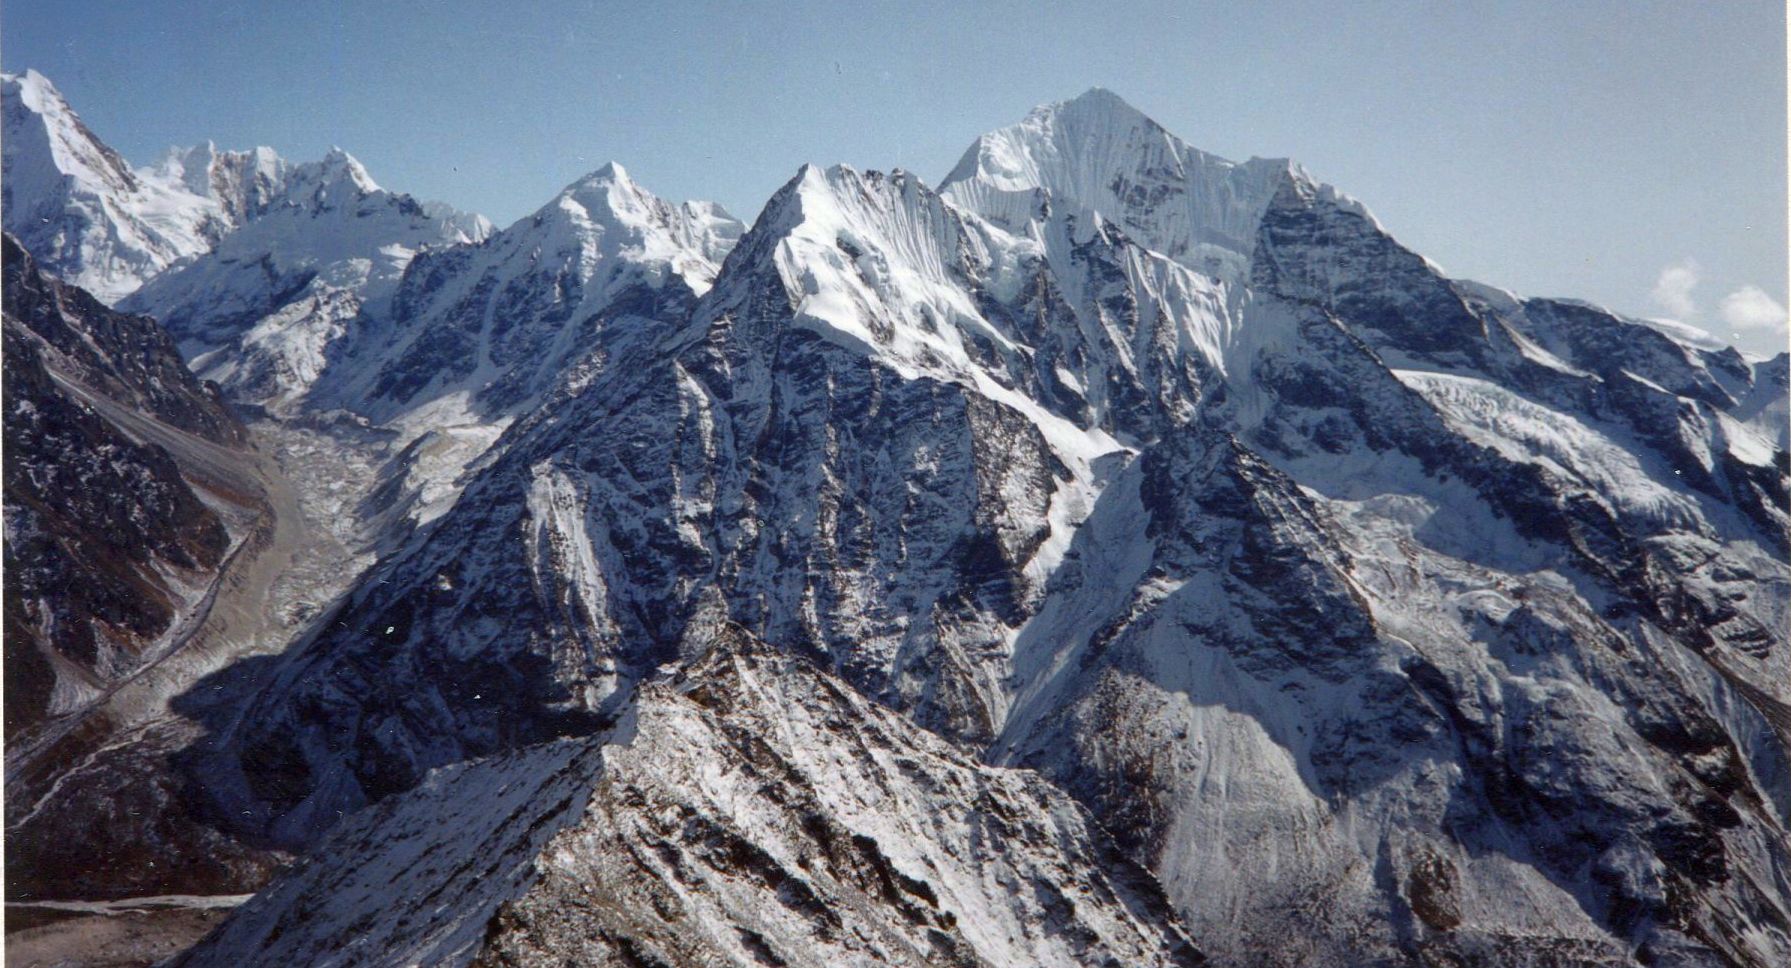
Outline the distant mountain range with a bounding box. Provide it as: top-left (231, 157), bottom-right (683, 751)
top-left (5, 70), bottom-right (1788, 968)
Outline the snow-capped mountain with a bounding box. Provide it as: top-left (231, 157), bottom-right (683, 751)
top-left (0, 68), bottom-right (494, 322)
top-left (940, 86), bottom-right (1320, 285)
top-left (312, 160), bottom-right (741, 428)
top-left (167, 89), bottom-right (1789, 967)
top-left (6, 80), bottom-right (1787, 968)
top-left (119, 148), bottom-right (490, 411)
top-left (116, 146), bottom-right (739, 535)
top-left (1, 70), bottom-right (236, 302)
top-left (147, 140), bottom-right (293, 228)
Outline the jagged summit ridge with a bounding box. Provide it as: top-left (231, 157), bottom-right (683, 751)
top-left (301, 160), bottom-right (744, 435)
top-left (4, 78), bottom-right (1787, 968)
top-left (2, 69), bottom-right (229, 301)
top-left (0, 68), bottom-right (491, 311)
top-left (116, 143), bottom-right (492, 416)
top-left (941, 87), bottom-right (1373, 280)
top-left (150, 141), bottom-right (291, 225)
top-left (533, 160), bottom-right (744, 294)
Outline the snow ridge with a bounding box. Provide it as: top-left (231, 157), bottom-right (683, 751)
top-left (3, 70), bottom-right (229, 302)
top-left (7, 77), bottom-right (1788, 968)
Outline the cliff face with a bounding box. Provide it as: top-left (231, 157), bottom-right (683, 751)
top-left (4, 78), bottom-right (1788, 968)
top-left (3, 233), bottom-right (249, 738)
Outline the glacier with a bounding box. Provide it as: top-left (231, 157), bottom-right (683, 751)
top-left (3, 78), bottom-right (1787, 968)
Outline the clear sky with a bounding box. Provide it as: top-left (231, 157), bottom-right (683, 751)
top-left (6, 0), bottom-right (1786, 354)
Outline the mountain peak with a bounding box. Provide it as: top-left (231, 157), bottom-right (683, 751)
top-left (153, 141), bottom-right (222, 194)
top-left (941, 91), bottom-right (1325, 274)
top-left (554, 161), bottom-right (643, 206)
top-left (4, 68), bottom-right (70, 117)
top-left (1, 68), bottom-right (229, 301)
top-left (1045, 86), bottom-right (1154, 126)
top-left (552, 161), bottom-right (652, 221)
top-left (279, 147), bottom-right (380, 200)
top-left (320, 146), bottom-right (379, 190)
top-left (590, 159), bottom-right (630, 182)
top-left (500, 161), bottom-right (744, 296)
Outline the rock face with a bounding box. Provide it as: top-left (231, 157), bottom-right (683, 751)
top-left (6, 77), bottom-right (1789, 968)
top-left (177, 90), bottom-right (1789, 967)
top-left (175, 638), bottom-right (1202, 968)
top-left (2, 233), bottom-right (249, 737)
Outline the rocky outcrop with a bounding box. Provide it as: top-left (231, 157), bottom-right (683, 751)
top-left (176, 639), bottom-right (1202, 968)
top-left (2, 233), bottom-right (249, 738)
top-left (7, 82), bottom-right (1786, 967)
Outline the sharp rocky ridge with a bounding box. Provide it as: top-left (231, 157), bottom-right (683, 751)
top-left (3, 79), bottom-right (1788, 967)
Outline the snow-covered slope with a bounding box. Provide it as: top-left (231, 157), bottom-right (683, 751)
top-left (119, 149), bottom-right (489, 411)
top-left (177, 638), bottom-right (1201, 968)
top-left (939, 87), bottom-right (1366, 285)
top-left (118, 153), bottom-right (737, 534)
top-left (313, 161), bottom-right (741, 427)
top-left (7, 85), bottom-right (1785, 967)
top-left (172, 89), bottom-right (1791, 967)
top-left (1, 70), bottom-right (235, 302)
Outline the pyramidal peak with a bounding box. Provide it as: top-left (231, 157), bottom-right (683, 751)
top-left (1038, 85), bottom-right (1159, 130)
top-left (551, 161), bottom-right (651, 224)
top-left (528, 161), bottom-right (742, 278)
top-left (308, 146), bottom-right (381, 193)
top-left (2, 68), bottom-right (223, 300)
top-left (586, 159), bottom-right (632, 183)
top-left (3, 68), bottom-right (140, 198)
top-left (940, 88), bottom-right (1376, 276)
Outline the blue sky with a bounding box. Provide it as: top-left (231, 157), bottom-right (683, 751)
top-left (7, 1), bottom-right (1786, 353)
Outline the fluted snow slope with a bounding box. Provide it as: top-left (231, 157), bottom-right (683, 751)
top-left (171, 90), bottom-right (1791, 966)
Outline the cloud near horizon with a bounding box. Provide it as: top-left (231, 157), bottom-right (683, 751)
top-left (1649, 258), bottom-right (1701, 320)
top-left (1717, 285), bottom-right (1788, 337)
top-left (1650, 258), bottom-right (1787, 347)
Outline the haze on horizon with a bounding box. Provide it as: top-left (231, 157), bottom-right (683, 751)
top-left (5, 0), bottom-right (1785, 355)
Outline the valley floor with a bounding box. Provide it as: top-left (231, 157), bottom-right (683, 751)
top-left (5, 416), bottom-right (388, 908)
top-left (5, 895), bottom-right (247, 968)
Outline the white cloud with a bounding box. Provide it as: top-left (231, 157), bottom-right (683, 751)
top-left (1717, 285), bottom-right (1789, 336)
top-left (1649, 258), bottom-right (1700, 320)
